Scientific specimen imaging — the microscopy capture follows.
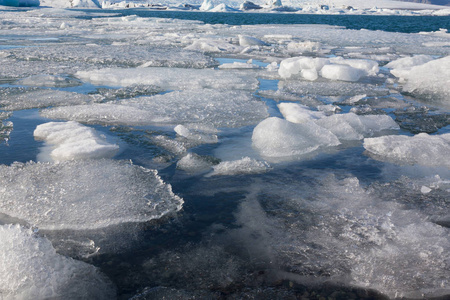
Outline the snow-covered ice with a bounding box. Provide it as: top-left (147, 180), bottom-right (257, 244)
top-left (34, 121), bottom-right (120, 161)
top-left (0, 160), bottom-right (183, 230)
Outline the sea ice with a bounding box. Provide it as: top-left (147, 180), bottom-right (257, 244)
top-left (208, 157), bottom-right (270, 176)
top-left (364, 133), bottom-right (450, 168)
top-left (15, 74), bottom-right (81, 88)
top-left (277, 102), bottom-right (325, 123)
top-left (320, 64), bottom-right (365, 82)
top-left (238, 35), bottom-right (269, 47)
top-left (0, 87), bottom-right (92, 111)
top-left (176, 153), bottom-right (214, 173)
top-left (252, 117), bottom-right (340, 160)
top-left (0, 159), bottom-right (183, 230)
top-left (34, 121), bottom-right (120, 162)
top-left (315, 113), bottom-right (399, 140)
top-left (41, 90), bottom-right (268, 128)
top-left (0, 224), bottom-right (115, 300)
top-left (0, 112), bottom-right (13, 145)
top-left (76, 67), bottom-right (259, 91)
top-left (174, 124), bottom-right (218, 144)
top-left (390, 56), bottom-right (450, 104)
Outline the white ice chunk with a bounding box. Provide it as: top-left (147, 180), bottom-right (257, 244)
top-left (364, 133), bottom-right (450, 168)
top-left (218, 62), bottom-right (261, 69)
top-left (0, 160), bottom-right (183, 230)
top-left (320, 64), bottom-right (365, 82)
top-left (278, 56), bottom-right (329, 80)
top-left (176, 153), bottom-right (213, 173)
top-left (208, 157), bottom-right (270, 176)
top-left (329, 57), bottom-right (379, 76)
top-left (385, 54), bottom-right (434, 71)
top-left (41, 90), bottom-right (268, 128)
top-left (238, 35), bottom-right (268, 47)
top-left (15, 74), bottom-right (81, 88)
top-left (0, 224), bottom-right (114, 300)
top-left (34, 121), bottom-right (120, 162)
top-left (390, 56), bottom-right (450, 103)
top-left (76, 67), bottom-right (258, 91)
top-left (174, 124), bottom-right (218, 144)
top-left (315, 113), bottom-right (399, 140)
top-left (252, 117), bottom-right (340, 160)
top-left (278, 102), bottom-right (325, 124)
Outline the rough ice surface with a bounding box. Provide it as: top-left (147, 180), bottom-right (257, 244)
top-left (0, 87), bottom-right (92, 111)
top-left (34, 121), bottom-right (120, 162)
top-left (174, 124), bottom-right (218, 144)
top-left (252, 117), bottom-right (341, 161)
top-left (390, 56), bottom-right (450, 104)
top-left (76, 67), bottom-right (259, 91)
top-left (0, 224), bottom-right (115, 300)
top-left (0, 160), bottom-right (183, 230)
top-left (315, 113), bottom-right (400, 140)
top-left (176, 153), bottom-right (214, 173)
top-left (41, 90), bottom-right (268, 128)
top-left (0, 112), bottom-right (13, 145)
top-left (208, 157), bottom-right (270, 176)
top-left (364, 133), bottom-right (450, 168)
top-left (15, 74), bottom-right (82, 88)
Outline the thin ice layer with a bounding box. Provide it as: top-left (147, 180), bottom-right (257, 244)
top-left (252, 117), bottom-right (341, 160)
top-left (40, 90), bottom-right (268, 128)
top-left (363, 133), bottom-right (450, 168)
top-left (76, 67), bottom-right (259, 91)
top-left (0, 159), bottom-right (183, 230)
top-left (208, 157), bottom-right (270, 176)
top-left (0, 87), bottom-right (92, 111)
top-left (0, 112), bottom-right (13, 145)
top-left (0, 224), bottom-right (115, 300)
top-left (34, 121), bottom-right (120, 161)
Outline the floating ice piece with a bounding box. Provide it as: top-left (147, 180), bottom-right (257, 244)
top-left (0, 88), bottom-right (92, 111)
top-left (34, 121), bottom-right (120, 162)
top-left (41, 90), bottom-right (268, 128)
top-left (15, 74), bottom-right (82, 88)
top-left (76, 67), bottom-right (258, 91)
top-left (390, 56), bottom-right (450, 103)
top-left (278, 102), bottom-right (325, 124)
top-left (315, 113), bottom-right (399, 140)
top-left (329, 57), bottom-right (379, 76)
top-left (320, 64), bottom-right (365, 82)
top-left (278, 56), bottom-right (329, 80)
top-left (0, 112), bottom-right (13, 145)
top-left (176, 153), bottom-right (214, 173)
top-left (0, 224), bottom-right (114, 300)
top-left (218, 62), bottom-right (261, 69)
top-left (0, 159), bottom-right (183, 230)
top-left (238, 35), bottom-right (269, 47)
top-left (252, 117), bottom-right (340, 160)
top-left (174, 124), bottom-right (218, 144)
top-left (208, 157), bottom-right (270, 176)
top-left (364, 133), bottom-right (450, 168)
top-left (287, 41), bottom-right (322, 54)
top-left (385, 54), bottom-right (434, 71)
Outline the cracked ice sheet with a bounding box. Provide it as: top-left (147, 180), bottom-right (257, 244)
top-left (41, 89), bottom-right (268, 128)
top-left (75, 67), bottom-right (259, 91)
top-left (0, 159), bottom-right (183, 230)
top-left (0, 224), bottom-right (115, 300)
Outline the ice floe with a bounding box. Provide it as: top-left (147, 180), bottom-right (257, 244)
top-left (76, 67), bottom-right (259, 91)
top-left (252, 117), bottom-right (341, 160)
top-left (34, 121), bottom-right (120, 162)
top-left (364, 133), bottom-right (450, 168)
top-left (0, 224), bottom-right (115, 300)
top-left (40, 90), bottom-right (268, 128)
top-left (0, 159), bottom-right (183, 230)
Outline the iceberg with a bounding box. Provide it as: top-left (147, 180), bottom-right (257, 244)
top-left (0, 159), bottom-right (183, 230)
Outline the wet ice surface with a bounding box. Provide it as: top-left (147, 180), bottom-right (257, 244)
top-left (0, 8), bottom-right (449, 300)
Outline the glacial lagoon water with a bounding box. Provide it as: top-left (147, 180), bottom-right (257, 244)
top-left (0, 8), bottom-right (449, 300)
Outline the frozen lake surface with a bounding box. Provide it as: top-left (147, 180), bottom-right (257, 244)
top-left (0, 7), bottom-right (449, 300)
